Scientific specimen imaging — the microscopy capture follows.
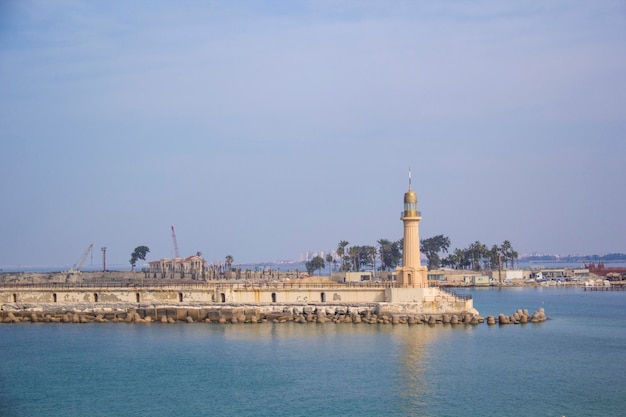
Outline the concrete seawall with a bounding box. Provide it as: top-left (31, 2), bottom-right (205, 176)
top-left (0, 281), bottom-right (477, 315)
top-left (0, 273), bottom-right (483, 324)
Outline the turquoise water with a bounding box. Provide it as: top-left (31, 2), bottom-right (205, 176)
top-left (1, 287), bottom-right (625, 417)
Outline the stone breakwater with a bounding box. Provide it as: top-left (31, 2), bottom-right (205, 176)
top-left (486, 308), bottom-right (547, 325)
top-left (0, 304), bottom-right (546, 326)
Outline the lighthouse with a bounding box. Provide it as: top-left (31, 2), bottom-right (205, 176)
top-left (396, 170), bottom-right (428, 288)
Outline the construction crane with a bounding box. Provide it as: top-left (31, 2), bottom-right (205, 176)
top-left (171, 226), bottom-right (180, 258)
top-left (68, 243), bottom-right (93, 274)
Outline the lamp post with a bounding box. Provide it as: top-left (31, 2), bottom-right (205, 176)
top-left (101, 247), bottom-right (107, 272)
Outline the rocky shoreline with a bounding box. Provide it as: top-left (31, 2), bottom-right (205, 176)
top-left (0, 304), bottom-right (546, 326)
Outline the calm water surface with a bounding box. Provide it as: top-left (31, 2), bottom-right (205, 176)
top-left (1, 287), bottom-right (625, 417)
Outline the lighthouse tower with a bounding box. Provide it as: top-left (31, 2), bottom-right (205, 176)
top-left (396, 170), bottom-right (428, 288)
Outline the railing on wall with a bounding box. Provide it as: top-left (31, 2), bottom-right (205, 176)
top-left (438, 286), bottom-right (472, 300)
top-left (0, 280), bottom-right (397, 291)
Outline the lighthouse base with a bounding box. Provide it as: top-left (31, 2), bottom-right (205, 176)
top-left (395, 266), bottom-right (428, 288)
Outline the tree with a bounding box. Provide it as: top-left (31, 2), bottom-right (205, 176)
top-left (509, 249), bottom-right (519, 269)
top-left (487, 244), bottom-right (500, 271)
top-left (225, 255), bottom-right (234, 279)
top-left (377, 239), bottom-right (394, 271)
top-left (306, 256), bottom-right (325, 276)
top-left (130, 246), bottom-right (150, 271)
top-left (348, 246), bottom-right (361, 272)
top-left (467, 241), bottom-right (488, 271)
top-left (326, 253), bottom-right (334, 276)
top-left (360, 245), bottom-right (377, 271)
top-left (337, 241), bottom-right (349, 271)
top-left (420, 235), bottom-right (451, 270)
top-left (500, 240), bottom-right (518, 269)
top-left (442, 248), bottom-right (467, 270)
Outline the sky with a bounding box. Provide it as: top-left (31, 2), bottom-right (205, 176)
top-left (1, 1), bottom-right (625, 269)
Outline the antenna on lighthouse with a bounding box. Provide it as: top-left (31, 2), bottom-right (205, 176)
top-left (408, 166), bottom-right (412, 189)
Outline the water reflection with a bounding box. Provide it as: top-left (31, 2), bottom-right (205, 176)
top-left (392, 324), bottom-right (474, 415)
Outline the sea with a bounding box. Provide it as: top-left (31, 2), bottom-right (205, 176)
top-left (1, 287), bottom-right (625, 417)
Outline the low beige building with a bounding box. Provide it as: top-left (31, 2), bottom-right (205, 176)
top-left (148, 255), bottom-right (206, 279)
top-left (330, 271), bottom-right (374, 283)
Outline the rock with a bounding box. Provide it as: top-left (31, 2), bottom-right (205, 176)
top-left (186, 316), bottom-right (194, 323)
top-left (498, 314), bottom-right (510, 324)
top-left (470, 316), bottom-right (479, 325)
top-left (160, 316), bottom-right (168, 323)
top-left (450, 315), bottom-right (459, 324)
top-left (428, 316), bottom-right (437, 325)
top-left (531, 308), bottom-right (546, 322)
top-left (487, 316), bottom-right (496, 325)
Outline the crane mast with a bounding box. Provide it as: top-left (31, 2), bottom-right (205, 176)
top-left (69, 243), bottom-right (93, 274)
top-left (171, 226), bottom-right (180, 258)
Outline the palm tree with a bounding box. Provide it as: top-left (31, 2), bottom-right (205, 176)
top-left (337, 241), bottom-right (349, 271)
top-left (225, 255), bottom-right (234, 279)
top-left (467, 241), bottom-right (488, 271)
top-left (349, 246), bottom-right (360, 272)
top-left (377, 239), bottom-right (391, 271)
top-left (326, 253), bottom-right (333, 276)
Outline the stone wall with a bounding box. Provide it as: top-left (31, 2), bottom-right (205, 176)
top-left (0, 284), bottom-right (475, 316)
top-left (0, 303), bottom-right (482, 325)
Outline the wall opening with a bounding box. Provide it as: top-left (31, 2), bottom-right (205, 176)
top-left (136, 293), bottom-right (140, 303)
top-left (12, 293), bottom-right (17, 303)
top-left (220, 293), bottom-right (226, 303)
top-left (321, 292), bottom-right (326, 303)
top-left (271, 292), bottom-right (277, 303)
top-left (93, 293), bottom-right (98, 302)
top-left (53, 293), bottom-right (57, 303)
top-left (178, 292), bottom-right (183, 302)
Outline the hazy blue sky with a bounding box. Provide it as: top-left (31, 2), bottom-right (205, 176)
top-left (1, 1), bottom-right (625, 269)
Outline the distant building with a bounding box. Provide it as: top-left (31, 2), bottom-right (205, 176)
top-left (330, 271), bottom-right (374, 283)
top-left (148, 255), bottom-right (206, 279)
top-left (463, 275), bottom-right (492, 286)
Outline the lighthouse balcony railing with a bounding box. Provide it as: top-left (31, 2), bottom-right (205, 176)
top-left (400, 211), bottom-right (421, 219)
